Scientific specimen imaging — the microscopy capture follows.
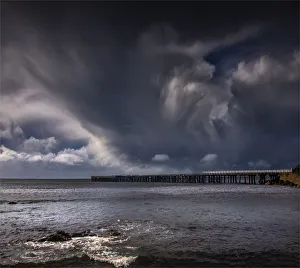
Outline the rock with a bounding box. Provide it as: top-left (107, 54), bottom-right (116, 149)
top-left (103, 229), bottom-right (121, 237)
top-left (26, 252), bottom-right (36, 257)
top-left (37, 230), bottom-right (72, 242)
top-left (8, 201), bottom-right (18, 205)
top-left (72, 230), bottom-right (97, 237)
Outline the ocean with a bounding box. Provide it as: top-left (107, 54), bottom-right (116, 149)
top-left (0, 179), bottom-right (299, 267)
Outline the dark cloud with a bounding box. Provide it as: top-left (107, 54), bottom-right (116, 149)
top-left (0, 2), bottom-right (299, 177)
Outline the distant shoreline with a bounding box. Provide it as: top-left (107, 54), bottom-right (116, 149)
top-left (265, 173), bottom-right (300, 187)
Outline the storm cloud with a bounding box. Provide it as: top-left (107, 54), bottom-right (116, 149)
top-left (0, 2), bottom-right (299, 177)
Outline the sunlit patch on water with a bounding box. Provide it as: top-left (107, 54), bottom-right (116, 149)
top-left (19, 235), bottom-right (138, 268)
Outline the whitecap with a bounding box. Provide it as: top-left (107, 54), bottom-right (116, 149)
top-left (22, 235), bottom-right (138, 267)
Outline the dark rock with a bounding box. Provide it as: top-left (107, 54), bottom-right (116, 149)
top-left (188, 226), bottom-right (197, 230)
top-left (26, 252), bottom-right (36, 257)
top-left (8, 201), bottom-right (18, 205)
top-left (72, 230), bottom-right (97, 237)
top-left (103, 229), bottom-right (121, 237)
top-left (37, 230), bottom-right (72, 242)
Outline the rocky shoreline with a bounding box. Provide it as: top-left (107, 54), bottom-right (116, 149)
top-left (265, 179), bottom-right (300, 187)
top-left (265, 164), bottom-right (300, 187)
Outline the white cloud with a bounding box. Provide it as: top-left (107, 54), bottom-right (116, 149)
top-left (160, 61), bottom-right (216, 122)
top-left (232, 52), bottom-right (300, 85)
top-left (200, 153), bottom-right (218, 164)
top-left (0, 146), bottom-right (17, 161)
top-left (27, 155), bottom-right (43, 162)
top-left (229, 51), bottom-right (299, 113)
top-left (0, 145), bottom-right (87, 166)
top-left (152, 154), bottom-right (170, 162)
top-left (51, 149), bottom-right (87, 165)
top-left (248, 159), bottom-right (271, 169)
top-left (22, 137), bottom-right (58, 153)
top-left (160, 58), bottom-right (234, 153)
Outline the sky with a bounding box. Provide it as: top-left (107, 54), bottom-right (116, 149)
top-left (0, 1), bottom-right (299, 178)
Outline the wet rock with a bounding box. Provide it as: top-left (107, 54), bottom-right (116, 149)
top-left (8, 201), bottom-right (18, 205)
top-left (72, 229), bottom-right (97, 237)
top-left (37, 230), bottom-right (72, 242)
top-left (103, 229), bottom-right (121, 237)
top-left (26, 252), bottom-right (36, 257)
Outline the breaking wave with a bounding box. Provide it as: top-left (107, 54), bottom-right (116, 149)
top-left (4, 233), bottom-right (138, 268)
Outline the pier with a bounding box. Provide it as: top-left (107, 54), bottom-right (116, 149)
top-left (91, 169), bottom-right (292, 184)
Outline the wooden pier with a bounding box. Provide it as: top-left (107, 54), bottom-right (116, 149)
top-left (91, 169), bottom-right (291, 184)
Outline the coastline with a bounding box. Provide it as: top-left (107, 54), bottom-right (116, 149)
top-left (265, 173), bottom-right (300, 188)
top-left (265, 167), bottom-right (300, 187)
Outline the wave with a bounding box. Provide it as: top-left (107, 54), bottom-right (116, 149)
top-left (2, 232), bottom-right (138, 268)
